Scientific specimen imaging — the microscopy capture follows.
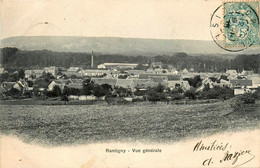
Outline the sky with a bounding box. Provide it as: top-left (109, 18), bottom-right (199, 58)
top-left (1, 0), bottom-right (221, 40)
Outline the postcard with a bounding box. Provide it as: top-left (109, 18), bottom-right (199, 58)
top-left (0, 0), bottom-right (259, 167)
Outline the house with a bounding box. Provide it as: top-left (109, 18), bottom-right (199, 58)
top-left (182, 68), bottom-right (189, 74)
top-left (0, 67), bottom-right (7, 74)
top-left (34, 70), bottom-right (45, 78)
top-left (145, 68), bottom-right (155, 74)
top-left (240, 70), bottom-right (254, 76)
top-left (25, 69), bottom-right (45, 79)
top-left (78, 95), bottom-right (97, 101)
top-left (82, 69), bottom-right (110, 77)
top-left (247, 75), bottom-right (260, 87)
top-left (183, 72), bottom-right (222, 80)
top-left (132, 79), bottom-right (150, 89)
top-left (226, 70), bottom-right (238, 78)
top-left (170, 68), bottom-right (179, 74)
top-left (0, 85), bottom-right (7, 98)
top-left (110, 70), bottom-right (120, 78)
top-left (91, 78), bottom-right (117, 88)
top-left (127, 70), bottom-right (145, 77)
top-left (1, 82), bottom-right (16, 92)
top-left (168, 74), bottom-right (182, 81)
top-left (44, 66), bottom-right (58, 77)
top-left (168, 80), bottom-right (190, 91)
top-left (62, 71), bottom-right (82, 78)
top-left (67, 67), bottom-right (80, 72)
top-left (132, 78), bottom-right (168, 90)
top-left (189, 68), bottom-right (194, 72)
top-left (16, 80), bottom-right (29, 93)
top-left (25, 70), bottom-right (33, 79)
top-left (149, 76), bottom-right (168, 83)
top-left (151, 62), bottom-right (163, 69)
top-left (97, 64), bottom-right (106, 69)
top-left (48, 78), bottom-right (83, 91)
top-left (230, 79), bottom-right (252, 88)
top-left (144, 81), bottom-right (168, 89)
top-left (13, 83), bottom-right (23, 92)
top-left (48, 80), bottom-right (67, 91)
top-left (219, 79), bottom-right (231, 87)
top-left (234, 88), bottom-right (255, 95)
top-left (196, 77), bottom-right (215, 92)
top-left (139, 73), bottom-right (182, 81)
top-left (56, 71), bottom-right (67, 79)
top-left (78, 95), bottom-right (98, 101)
top-left (68, 79), bottom-right (83, 89)
top-left (0, 81), bottom-right (28, 94)
top-left (115, 79), bottom-right (134, 90)
top-left (153, 68), bottom-right (168, 74)
top-left (68, 95), bottom-right (79, 100)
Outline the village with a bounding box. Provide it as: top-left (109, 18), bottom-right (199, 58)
top-left (0, 54), bottom-right (259, 104)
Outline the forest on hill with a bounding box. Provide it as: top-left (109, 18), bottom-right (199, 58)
top-left (1, 47), bottom-right (259, 73)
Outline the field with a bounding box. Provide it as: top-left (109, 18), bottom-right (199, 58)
top-left (0, 101), bottom-right (259, 146)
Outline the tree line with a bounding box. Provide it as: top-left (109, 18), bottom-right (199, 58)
top-left (1, 47), bottom-right (259, 73)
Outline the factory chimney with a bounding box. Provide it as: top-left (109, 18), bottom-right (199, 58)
top-left (91, 51), bottom-right (94, 68)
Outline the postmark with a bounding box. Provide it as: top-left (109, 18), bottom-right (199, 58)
top-left (210, 1), bottom-right (260, 52)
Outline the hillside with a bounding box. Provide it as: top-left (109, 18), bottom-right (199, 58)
top-left (2, 36), bottom-right (259, 56)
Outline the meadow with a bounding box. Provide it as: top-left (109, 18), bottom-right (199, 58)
top-left (0, 101), bottom-right (259, 146)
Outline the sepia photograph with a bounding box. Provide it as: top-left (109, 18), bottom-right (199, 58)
top-left (0, 0), bottom-right (259, 167)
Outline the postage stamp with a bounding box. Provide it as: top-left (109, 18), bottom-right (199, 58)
top-left (210, 0), bottom-right (260, 52)
top-left (223, 1), bottom-right (260, 47)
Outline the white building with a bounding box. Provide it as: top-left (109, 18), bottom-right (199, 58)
top-left (44, 66), bottom-right (58, 77)
top-left (226, 70), bottom-right (238, 78)
top-left (97, 63), bottom-right (138, 69)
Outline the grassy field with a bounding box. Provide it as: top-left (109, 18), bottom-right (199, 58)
top-left (0, 98), bottom-right (106, 105)
top-left (0, 101), bottom-right (259, 146)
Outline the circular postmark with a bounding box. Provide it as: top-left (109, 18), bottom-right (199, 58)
top-left (210, 2), bottom-right (259, 52)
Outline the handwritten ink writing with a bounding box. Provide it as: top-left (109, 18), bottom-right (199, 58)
top-left (193, 140), bottom-right (255, 167)
top-left (220, 150), bottom-right (252, 165)
top-left (193, 140), bottom-right (228, 152)
top-left (202, 157), bottom-right (213, 166)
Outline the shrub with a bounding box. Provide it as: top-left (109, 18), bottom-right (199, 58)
top-left (240, 93), bottom-right (256, 104)
top-left (147, 90), bottom-right (166, 102)
top-left (46, 85), bottom-right (61, 97)
top-left (198, 86), bottom-right (234, 100)
top-left (171, 93), bottom-right (184, 100)
top-left (184, 75), bottom-right (202, 88)
top-left (229, 93), bottom-right (256, 112)
top-left (253, 87), bottom-right (260, 99)
top-left (184, 89), bottom-right (197, 100)
top-left (153, 83), bottom-right (165, 93)
top-left (7, 88), bottom-right (20, 96)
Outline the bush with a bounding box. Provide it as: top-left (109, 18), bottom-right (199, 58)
top-left (147, 90), bottom-right (166, 102)
top-left (7, 88), bottom-right (20, 96)
top-left (184, 89), bottom-right (197, 100)
top-left (253, 87), bottom-right (260, 99)
top-left (62, 86), bottom-right (80, 96)
top-left (184, 75), bottom-right (202, 88)
top-left (61, 95), bottom-right (69, 102)
top-left (134, 88), bottom-right (146, 96)
top-left (229, 93), bottom-right (256, 112)
top-left (240, 93), bottom-right (256, 104)
top-left (198, 86), bottom-right (234, 100)
top-left (153, 83), bottom-right (165, 93)
top-left (171, 93), bottom-right (184, 101)
top-left (46, 85), bottom-right (61, 97)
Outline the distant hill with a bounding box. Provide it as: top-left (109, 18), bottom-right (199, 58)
top-left (1, 36), bottom-right (260, 55)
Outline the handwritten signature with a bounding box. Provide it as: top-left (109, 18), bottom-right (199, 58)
top-left (193, 140), bottom-right (255, 167)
